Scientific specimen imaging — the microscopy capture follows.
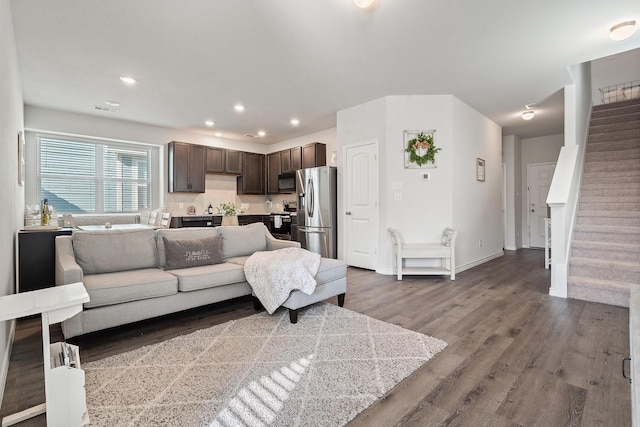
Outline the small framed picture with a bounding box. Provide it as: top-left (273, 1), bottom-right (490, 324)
top-left (476, 158), bottom-right (485, 182)
top-left (18, 131), bottom-right (25, 186)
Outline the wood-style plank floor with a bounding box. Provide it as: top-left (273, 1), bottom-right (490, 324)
top-left (0, 249), bottom-right (631, 426)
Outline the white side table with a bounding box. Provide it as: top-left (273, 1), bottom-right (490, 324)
top-left (0, 282), bottom-right (90, 427)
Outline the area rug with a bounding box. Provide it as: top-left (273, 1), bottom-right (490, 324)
top-left (83, 303), bottom-right (447, 426)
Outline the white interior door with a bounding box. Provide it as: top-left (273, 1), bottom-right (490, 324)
top-left (344, 141), bottom-right (379, 270)
top-left (528, 163), bottom-right (555, 248)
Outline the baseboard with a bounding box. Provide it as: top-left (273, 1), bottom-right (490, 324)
top-left (0, 319), bottom-right (16, 409)
top-left (504, 246), bottom-right (517, 251)
top-left (375, 251), bottom-right (504, 276)
top-left (456, 251), bottom-right (504, 274)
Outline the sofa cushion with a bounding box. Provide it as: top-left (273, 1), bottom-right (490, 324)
top-left (315, 258), bottom-right (348, 286)
top-left (156, 227), bottom-right (220, 268)
top-left (83, 268), bottom-right (178, 308)
top-left (73, 229), bottom-right (157, 274)
top-left (163, 235), bottom-right (223, 270)
top-left (224, 256), bottom-right (251, 266)
top-left (168, 262), bottom-right (247, 292)
top-left (218, 222), bottom-right (268, 259)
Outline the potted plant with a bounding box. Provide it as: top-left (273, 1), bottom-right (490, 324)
top-left (218, 202), bottom-right (241, 226)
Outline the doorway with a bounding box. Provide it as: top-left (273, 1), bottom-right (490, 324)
top-left (527, 162), bottom-right (555, 248)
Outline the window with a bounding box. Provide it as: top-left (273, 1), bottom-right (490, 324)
top-left (37, 135), bottom-right (152, 214)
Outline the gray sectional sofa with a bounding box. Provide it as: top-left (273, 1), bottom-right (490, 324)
top-left (55, 222), bottom-right (347, 338)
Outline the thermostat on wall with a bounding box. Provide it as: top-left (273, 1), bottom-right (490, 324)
top-left (421, 173), bottom-right (430, 181)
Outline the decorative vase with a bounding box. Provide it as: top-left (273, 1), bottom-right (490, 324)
top-left (221, 215), bottom-right (239, 226)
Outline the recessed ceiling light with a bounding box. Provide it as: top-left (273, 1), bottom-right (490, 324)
top-left (521, 110), bottom-right (535, 120)
top-left (609, 20), bottom-right (637, 41)
top-left (119, 76), bottom-right (137, 85)
top-left (234, 104), bottom-right (245, 112)
top-left (257, 130), bottom-right (266, 137)
top-left (215, 132), bottom-right (222, 137)
top-left (204, 120), bottom-right (215, 127)
top-left (353, 0), bottom-right (375, 8)
top-left (290, 118), bottom-right (300, 126)
top-left (105, 100), bottom-right (120, 107)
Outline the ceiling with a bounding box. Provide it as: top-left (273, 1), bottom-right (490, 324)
top-left (9, 0), bottom-right (640, 144)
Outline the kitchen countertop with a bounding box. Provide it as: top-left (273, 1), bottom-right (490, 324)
top-left (176, 212), bottom-right (296, 217)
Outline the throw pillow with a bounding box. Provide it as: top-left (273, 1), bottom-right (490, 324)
top-left (163, 235), bottom-right (223, 270)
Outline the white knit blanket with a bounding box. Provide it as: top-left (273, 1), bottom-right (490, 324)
top-left (244, 247), bottom-right (321, 314)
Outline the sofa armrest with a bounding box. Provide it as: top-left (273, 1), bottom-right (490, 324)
top-left (55, 235), bottom-right (84, 286)
top-left (266, 233), bottom-right (301, 251)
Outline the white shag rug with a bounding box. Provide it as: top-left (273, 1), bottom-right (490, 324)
top-left (83, 303), bottom-right (447, 426)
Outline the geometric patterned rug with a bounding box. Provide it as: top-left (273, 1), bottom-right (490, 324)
top-left (83, 302), bottom-right (447, 426)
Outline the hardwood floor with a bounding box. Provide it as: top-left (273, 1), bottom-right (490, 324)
top-left (0, 249), bottom-right (631, 426)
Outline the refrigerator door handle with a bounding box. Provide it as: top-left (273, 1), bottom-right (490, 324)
top-left (307, 178), bottom-right (314, 218)
top-left (299, 227), bottom-right (326, 234)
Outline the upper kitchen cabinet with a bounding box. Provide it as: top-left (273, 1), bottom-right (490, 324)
top-left (168, 141), bottom-right (206, 193)
top-left (280, 149), bottom-right (292, 174)
top-left (237, 152), bottom-right (265, 195)
top-left (266, 152), bottom-right (282, 195)
top-left (206, 147), bottom-right (242, 175)
top-left (302, 142), bottom-right (326, 169)
top-left (291, 146), bottom-right (302, 171)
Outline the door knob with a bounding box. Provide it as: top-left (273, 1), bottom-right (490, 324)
top-left (531, 209), bottom-right (535, 212)
top-left (346, 211), bottom-right (352, 215)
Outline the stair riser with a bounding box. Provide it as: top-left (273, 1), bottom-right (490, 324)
top-left (587, 139), bottom-right (640, 153)
top-left (581, 182), bottom-right (640, 191)
top-left (572, 247), bottom-right (640, 263)
top-left (591, 112), bottom-right (640, 127)
top-left (576, 216), bottom-right (640, 227)
top-left (567, 284), bottom-right (629, 308)
top-left (592, 103), bottom-right (640, 119)
top-left (569, 264), bottom-right (639, 283)
top-left (582, 176), bottom-right (640, 186)
top-left (580, 196), bottom-right (640, 204)
top-left (583, 161), bottom-right (639, 173)
top-left (580, 188), bottom-right (640, 198)
top-left (579, 202), bottom-right (640, 212)
top-left (585, 149), bottom-right (640, 162)
top-left (590, 120), bottom-right (640, 135)
top-left (574, 230), bottom-right (640, 244)
top-left (589, 129), bottom-right (640, 143)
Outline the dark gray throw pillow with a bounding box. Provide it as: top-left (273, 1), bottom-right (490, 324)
top-left (163, 235), bottom-right (223, 270)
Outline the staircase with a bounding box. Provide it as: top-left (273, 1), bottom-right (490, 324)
top-left (567, 98), bottom-right (640, 308)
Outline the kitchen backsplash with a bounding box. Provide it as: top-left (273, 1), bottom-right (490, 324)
top-left (164, 174), bottom-right (293, 215)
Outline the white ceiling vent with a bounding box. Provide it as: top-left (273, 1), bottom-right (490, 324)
top-left (94, 105), bottom-right (118, 113)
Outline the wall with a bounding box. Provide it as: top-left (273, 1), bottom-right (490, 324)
top-left (23, 106), bottom-right (337, 216)
top-left (591, 47), bottom-right (640, 105)
top-left (337, 95), bottom-right (503, 275)
top-left (0, 0), bottom-right (24, 405)
top-left (502, 135), bottom-right (521, 250)
top-left (520, 133), bottom-right (564, 247)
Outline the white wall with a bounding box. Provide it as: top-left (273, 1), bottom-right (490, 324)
top-left (520, 133), bottom-right (564, 247)
top-left (591, 47), bottom-right (640, 105)
top-left (451, 97), bottom-right (503, 267)
top-left (0, 0), bottom-right (24, 405)
top-left (337, 95), bottom-right (503, 275)
top-left (502, 135), bottom-right (521, 250)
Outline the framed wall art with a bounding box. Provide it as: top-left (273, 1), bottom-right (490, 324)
top-left (403, 129), bottom-right (440, 169)
top-left (476, 158), bottom-right (485, 182)
top-left (18, 131), bottom-right (25, 186)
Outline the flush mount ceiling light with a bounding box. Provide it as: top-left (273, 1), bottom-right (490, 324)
top-left (119, 76), bottom-right (136, 85)
top-left (214, 132), bottom-right (222, 137)
top-left (290, 118), bottom-right (300, 126)
top-left (609, 20), bottom-right (637, 41)
top-left (525, 103), bottom-right (537, 110)
top-left (353, 0), bottom-right (375, 8)
top-left (257, 130), bottom-right (266, 137)
top-left (104, 100), bottom-right (120, 107)
top-left (233, 104), bottom-right (245, 112)
top-left (204, 120), bottom-right (215, 127)
top-left (521, 110), bottom-right (535, 120)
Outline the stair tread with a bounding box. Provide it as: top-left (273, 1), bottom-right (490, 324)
top-left (570, 256), bottom-right (640, 270)
top-left (578, 210), bottom-right (640, 218)
top-left (574, 224), bottom-right (640, 233)
top-left (567, 275), bottom-right (633, 289)
top-left (572, 239), bottom-right (640, 249)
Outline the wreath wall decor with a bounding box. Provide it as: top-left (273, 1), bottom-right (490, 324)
top-left (403, 130), bottom-right (440, 168)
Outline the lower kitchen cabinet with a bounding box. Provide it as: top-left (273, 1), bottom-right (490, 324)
top-left (18, 229), bottom-right (73, 292)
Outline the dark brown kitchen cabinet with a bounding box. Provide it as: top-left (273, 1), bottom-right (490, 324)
top-left (207, 147), bottom-right (242, 175)
top-left (237, 152), bottom-right (265, 194)
top-left (266, 152), bottom-right (282, 194)
top-left (291, 146), bottom-right (302, 170)
top-left (302, 142), bottom-right (326, 169)
top-left (280, 149), bottom-right (292, 173)
top-left (169, 141), bottom-right (206, 193)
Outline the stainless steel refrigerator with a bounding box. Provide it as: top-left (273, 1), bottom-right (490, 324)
top-left (296, 166), bottom-right (337, 259)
